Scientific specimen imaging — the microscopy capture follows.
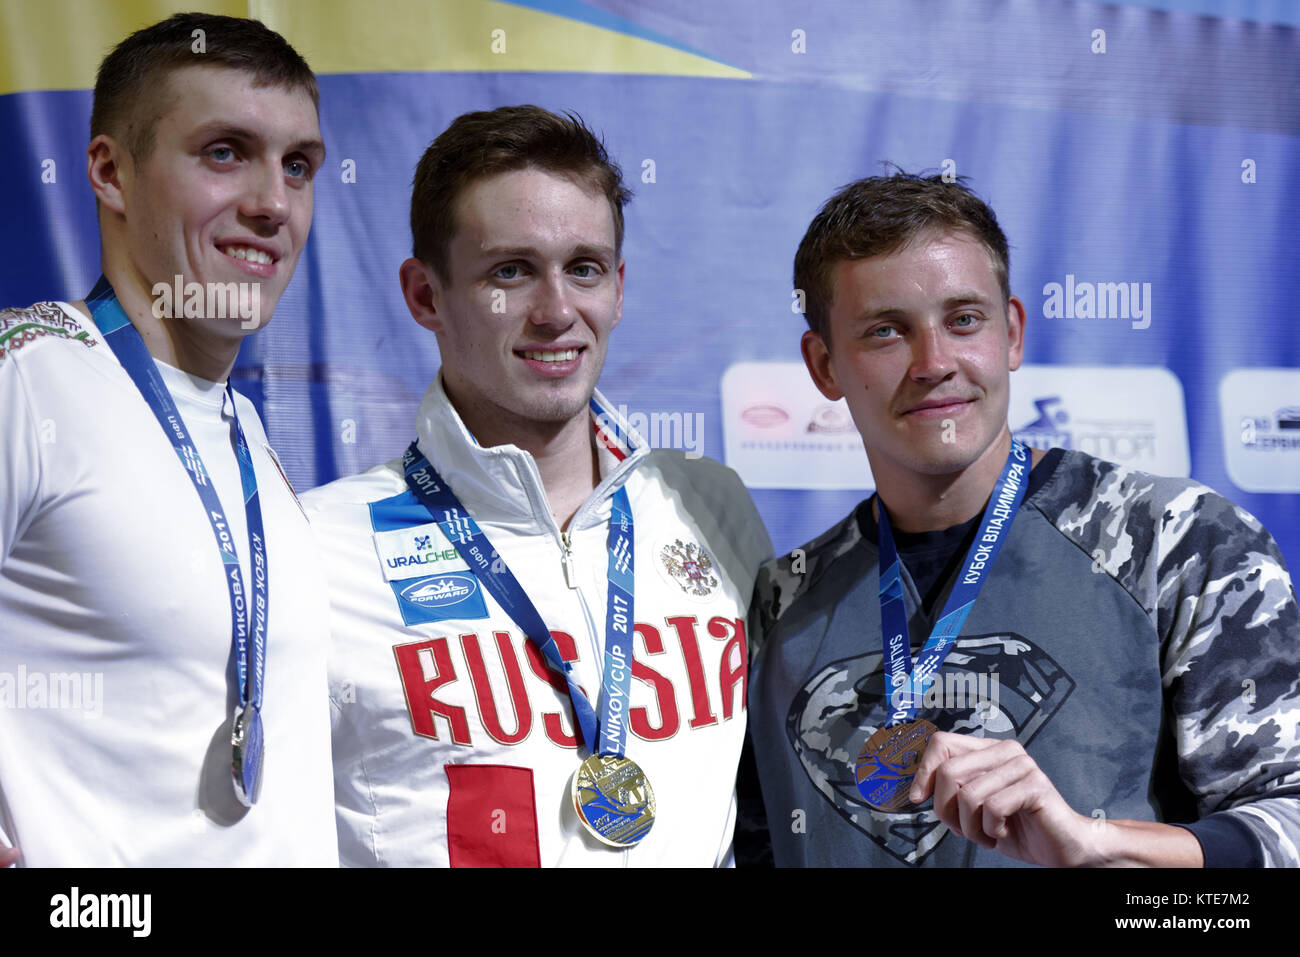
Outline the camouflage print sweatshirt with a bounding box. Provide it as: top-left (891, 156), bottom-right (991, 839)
top-left (747, 449), bottom-right (1300, 867)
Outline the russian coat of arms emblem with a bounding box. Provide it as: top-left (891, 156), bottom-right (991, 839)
top-left (659, 539), bottom-right (719, 597)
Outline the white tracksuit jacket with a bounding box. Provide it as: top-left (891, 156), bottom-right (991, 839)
top-left (302, 375), bottom-right (772, 866)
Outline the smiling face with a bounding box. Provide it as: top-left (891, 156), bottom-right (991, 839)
top-left (404, 166), bottom-right (624, 446)
top-left (801, 229), bottom-right (1025, 488)
top-left (101, 64), bottom-right (323, 335)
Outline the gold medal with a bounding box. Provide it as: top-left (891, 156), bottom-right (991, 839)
top-left (570, 754), bottom-right (656, 847)
top-left (854, 718), bottom-right (936, 811)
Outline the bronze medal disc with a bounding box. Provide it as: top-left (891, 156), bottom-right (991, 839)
top-left (570, 754), bottom-right (656, 848)
top-left (854, 718), bottom-right (937, 811)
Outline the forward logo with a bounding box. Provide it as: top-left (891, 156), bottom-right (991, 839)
top-left (400, 574), bottom-right (477, 609)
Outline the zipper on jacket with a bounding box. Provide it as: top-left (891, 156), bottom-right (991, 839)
top-left (561, 531), bottom-right (578, 589)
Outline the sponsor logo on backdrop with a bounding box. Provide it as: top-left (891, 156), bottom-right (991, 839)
top-left (808, 404), bottom-right (857, 434)
top-left (1239, 408), bottom-right (1300, 448)
top-left (1219, 370), bottom-right (1300, 492)
top-left (1013, 395), bottom-right (1161, 462)
top-left (722, 363), bottom-right (1188, 486)
top-left (721, 362), bottom-right (875, 490)
top-left (741, 404), bottom-right (789, 428)
top-left (1009, 366), bottom-right (1189, 475)
top-left (1015, 397), bottom-right (1071, 449)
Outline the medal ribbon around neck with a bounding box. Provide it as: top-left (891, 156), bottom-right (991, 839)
top-left (876, 440), bottom-right (1029, 726)
top-left (84, 276), bottom-right (268, 806)
top-left (402, 442), bottom-right (634, 759)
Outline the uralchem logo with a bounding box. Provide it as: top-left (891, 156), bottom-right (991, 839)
top-left (400, 574), bottom-right (477, 609)
top-left (373, 522), bottom-right (467, 583)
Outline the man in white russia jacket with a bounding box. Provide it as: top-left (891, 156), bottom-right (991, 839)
top-left (302, 106), bottom-right (772, 866)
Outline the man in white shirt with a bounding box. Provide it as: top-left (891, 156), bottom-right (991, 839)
top-left (303, 106), bottom-right (772, 866)
top-left (0, 12), bottom-right (336, 865)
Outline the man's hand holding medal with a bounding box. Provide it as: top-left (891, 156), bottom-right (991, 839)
top-left (909, 733), bottom-right (1205, 867)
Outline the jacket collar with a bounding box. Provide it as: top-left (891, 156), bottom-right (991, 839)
top-left (412, 372), bottom-right (650, 535)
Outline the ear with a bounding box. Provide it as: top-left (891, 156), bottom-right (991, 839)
top-left (1006, 295), bottom-right (1026, 371)
top-left (87, 134), bottom-right (129, 215)
top-left (801, 329), bottom-right (844, 401)
top-left (400, 257), bottom-right (441, 332)
top-left (610, 258), bottom-right (625, 331)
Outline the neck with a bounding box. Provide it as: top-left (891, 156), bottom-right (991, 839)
top-left (872, 427), bottom-right (1023, 533)
top-left (445, 382), bottom-right (600, 531)
top-left (89, 264), bottom-right (242, 382)
top-left (532, 424), bottom-right (601, 531)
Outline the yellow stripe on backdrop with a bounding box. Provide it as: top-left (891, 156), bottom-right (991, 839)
top-left (0, 0), bottom-right (749, 96)
top-left (0, 0), bottom-right (244, 96)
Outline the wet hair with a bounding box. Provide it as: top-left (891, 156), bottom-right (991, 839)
top-left (794, 170), bottom-right (1010, 343)
top-left (91, 12), bottom-right (318, 159)
top-left (410, 105), bottom-right (631, 281)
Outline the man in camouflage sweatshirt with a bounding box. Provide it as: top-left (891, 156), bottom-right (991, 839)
top-left (746, 172), bottom-right (1300, 867)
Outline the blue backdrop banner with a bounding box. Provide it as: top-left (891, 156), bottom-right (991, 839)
top-left (2, 0), bottom-right (1296, 567)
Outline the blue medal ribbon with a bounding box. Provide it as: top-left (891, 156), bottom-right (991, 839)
top-left (402, 442), bottom-right (633, 758)
top-left (877, 440), bottom-right (1029, 726)
top-left (600, 490), bottom-right (635, 757)
top-left (84, 277), bottom-right (268, 803)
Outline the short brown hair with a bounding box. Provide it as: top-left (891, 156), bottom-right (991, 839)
top-left (91, 12), bottom-right (318, 160)
top-left (793, 171), bottom-right (1011, 343)
top-left (411, 105), bottom-right (632, 282)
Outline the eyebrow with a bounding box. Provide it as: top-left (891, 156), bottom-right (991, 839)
top-left (192, 123), bottom-right (326, 162)
top-left (852, 292), bottom-right (994, 321)
top-left (476, 243), bottom-right (615, 261)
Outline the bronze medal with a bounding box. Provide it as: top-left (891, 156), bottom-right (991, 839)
top-left (570, 754), bottom-right (656, 848)
top-left (854, 718), bottom-right (937, 811)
